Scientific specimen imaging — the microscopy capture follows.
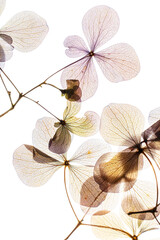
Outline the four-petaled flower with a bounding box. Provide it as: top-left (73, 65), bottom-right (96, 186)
top-left (61, 5), bottom-right (140, 101)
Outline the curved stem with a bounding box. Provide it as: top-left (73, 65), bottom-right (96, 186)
top-left (0, 56), bottom-right (87, 118)
top-left (23, 55), bottom-right (86, 96)
top-left (64, 166), bottom-right (79, 222)
top-left (82, 223), bottom-right (132, 238)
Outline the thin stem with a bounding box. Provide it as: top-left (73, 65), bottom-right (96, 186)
top-left (23, 95), bottom-right (60, 121)
top-left (23, 55), bottom-right (87, 96)
top-left (64, 166), bottom-right (79, 222)
top-left (64, 221), bottom-right (82, 240)
top-left (0, 93), bottom-right (22, 118)
top-left (44, 82), bottom-right (60, 90)
top-left (0, 73), bottom-right (14, 107)
top-left (0, 68), bottom-right (20, 94)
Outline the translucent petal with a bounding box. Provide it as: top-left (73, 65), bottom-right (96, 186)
top-left (70, 139), bottom-right (109, 166)
top-left (95, 150), bottom-right (141, 193)
top-left (66, 111), bottom-right (100, 137)
top-left (95, 43), bottom-right (140, 82)
top-left (122, 180), bottom-right (157, 221)
top-left (91, 211), bottom-right (130, 240)
top-left (0, 0), bottom-right (5, 16)
top-left (0, 36), bottom-right (13, 62)
top-left (80, 175), bottom-right (108, 214)
top-left (82, 5), bottom-right (119, 51)
top-left (149, 107), bottom-right (160, 125)
top-left (0, 11), bottom-right (48, 52)
top-left (13, 145), bottom-right (63, 187)
top-left (100, 103), bottom-right (145, 146)
top-left (63, 101), bottom-right (81, 120)
top-left (142, 120), bottom-right (160, 151)
top-left (64, 35), bottom-right (88, 58)
top-left (61, 57), bottom-right (98, 101)
top-left (49, 126), bottom-right (71, 154)
top-left (32, 117), bottom-right (62, 161)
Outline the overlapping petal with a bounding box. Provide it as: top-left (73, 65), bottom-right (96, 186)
top-left (13, 144), bottom-right (63, 187)
top-left (91, 209), bottom-right (159, 240)
top-left (49, 125), bottom-right (71, 154)
top-left (0, 11), bottom-right (48, 52)
top-left (61, 56), bottom-right (98, 101)
top-left (122, 179), bottom-right (157, 220)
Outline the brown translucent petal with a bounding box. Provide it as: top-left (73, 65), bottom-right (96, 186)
top-left (142, 120), bottom-right (160, 147)
top-left (80, 176), bottom-right (119, 215)
top-left (61, 79), bottom-right (82, 102)
top-left (13, 144), bottom-right (63, 187)
top-left (80, 176), bottom-right (107, 210)
top-left (49, 126), bottom-right (71, 154)
top-left (94, 150), bottom-right (142, 193)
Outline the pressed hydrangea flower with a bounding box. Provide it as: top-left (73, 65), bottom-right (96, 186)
top-left (61, 5), bottom-right (140, 101)
top-left (91, 209), bottom-right (160, 240)
top-left (0, 0), bottom-right (48, 68)
top-left (13, 114), bottom-right (108, 205)
top-left (95, 103), bottom-right (160, 189)
top-left (48, 100), bottom-right (100, 154)
top-left (93, 103), bottom-right (160, 221)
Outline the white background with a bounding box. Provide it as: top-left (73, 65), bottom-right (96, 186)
top-left (0, 0), bottom-right (160, 239)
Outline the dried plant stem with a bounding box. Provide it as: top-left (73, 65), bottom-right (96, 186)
top-left (64, 221), bottom-right (82, 240)
top-left (0, 56), bottom-right (86, 118)
top-left (82, 223), bottom-right (132, 238)
top-left (64, 167), bottom-right (79, 222)
top-left (0, 73), bottom-right (14, 107)
top-left (23, 96), bottom-right (60, 120)
top-left (128, 152), bottom-right (160, 223)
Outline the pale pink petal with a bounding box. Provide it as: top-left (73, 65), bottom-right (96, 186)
top-left (0, 0), bottom-right (5, 16)
top-left (95, 43), bottom-right (140, 82)
top-left (61, 57), bottom-right (98, 101)
top-left (0, 11), bottom-right (48, 52)
top-left (82, 5), bottom-right (119, 51)
top-left (64, 35), bottom-right (89, 58)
